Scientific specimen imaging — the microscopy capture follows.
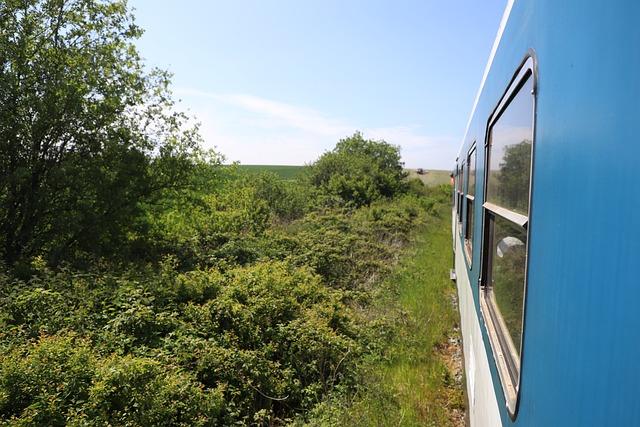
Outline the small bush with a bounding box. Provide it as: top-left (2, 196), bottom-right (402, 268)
top-left (304, 132), bottom-right (408, 207)
top-left (86, 355), bottom-right (225, 426)
top-left (0, 333), bottom-right (225, 426)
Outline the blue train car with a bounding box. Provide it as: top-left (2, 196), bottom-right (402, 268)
top-left (452, 1), bottom-right (640, 425)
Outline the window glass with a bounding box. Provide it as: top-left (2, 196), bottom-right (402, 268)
top-left (468, 148), bottom-right (476, 197)
top-left (481, 64), bottom-right (535, 415)
top-left (467, 200), bottom-right (474, 240)
top-left (458, 165), bottom-right (464, 222)
top-left (491, 214), bottom-right (527, 354)
top-left (465, 146), bottom-right (476, 263)
top-left (486, 77), bottom-right (533, 216)
top-left (465, 198), bottom-right (475, 263)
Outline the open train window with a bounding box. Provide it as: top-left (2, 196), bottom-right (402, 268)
top-left (464, 145), bottom-right (476, 265)
top-left (480, 55), bottom-right (535, 418)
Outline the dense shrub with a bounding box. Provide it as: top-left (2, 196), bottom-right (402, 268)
top-left (148, 169), bottom-right (314, 269)
top-left (0, 258), bottom-right (376, 424)
top-left (253, 172), bottom-right (313, 221)
top-left (303, 132), bottom-right (408, 207)
top-left (0, 129), bottom-right (445, 424)
top-left (163, 261), bottom-right (362, 422)
top-left (0, 0), bottom-right (450, 422)
top-left (278, 196), bottom-right (424, 290)
top-left (0, 334), bottom-right (224, 426)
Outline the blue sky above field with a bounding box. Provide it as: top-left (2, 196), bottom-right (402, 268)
top-left (127, 0), bottom-right (507, 169)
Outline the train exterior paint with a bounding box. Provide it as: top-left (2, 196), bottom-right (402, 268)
top-left (453, 1), bottom-right (640, 426)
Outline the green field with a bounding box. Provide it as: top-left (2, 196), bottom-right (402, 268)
top-left (238, 165), bottom-right (452, 186)
top-left (407, 169), bottom-right (452, 186)
top-left (237, 164), bottom-right (304, 180)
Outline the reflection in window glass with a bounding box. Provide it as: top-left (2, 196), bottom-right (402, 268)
top-left (491, 214), bottom-right (527, 354)
top-left (467, 200), bottom-right (474, 238)
top-left (465, 198), bottom-right (475, 261)
top-left (458, 165), bottom-right (464, 222)
top-left (468, 148), bottom-right (476, 197)
top-left (481, 64), bottom-right (535, 413)
top-left (487, 77), bottom-right (534, 216)
top-left (465, 147), bottom-right (476, 261)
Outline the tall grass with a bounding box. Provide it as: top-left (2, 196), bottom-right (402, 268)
top-left (300, 188), bottom-right (465, 426)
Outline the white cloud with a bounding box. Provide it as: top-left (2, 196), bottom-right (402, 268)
top-left (173, 88), bottom-right (457, 169)
top-left (365, 126), bottom-right (458, 170)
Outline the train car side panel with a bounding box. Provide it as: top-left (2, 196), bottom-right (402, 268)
top-left (454, 0), bottom-right (640, 425)
top-left (454, 230), bottom-right (500, 427)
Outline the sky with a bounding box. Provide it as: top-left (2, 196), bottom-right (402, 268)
top-left (126, 0), bottom-right (507, 169)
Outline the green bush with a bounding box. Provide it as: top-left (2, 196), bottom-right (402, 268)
top-left (0, 132), bottom-right (447, 425)
top-left (0, 334), bottom-right (96, 426)
top-left (148, 169), bottom-right (314, 268)
top-left (175, 261), bottom-right (362, 421)
top-left (0, 334), bottom-right (224, 426)
top-left (253, 172), bottom-right (314, 221)
top-left (85, 355), bottom-right (224, 426)
top-left (282, 198), bottom-right (423, 290)
top-left (304, 132), bottom-right (408, 207)
top-left (0, 0), bottom-right (455, 423)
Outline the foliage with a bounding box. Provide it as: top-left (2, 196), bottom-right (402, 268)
top-left (297, 196), bottom-right (464, 427)
top-left (252, 172), bottom-right (312, 221)
top-left (148, 169), bottom-right (311, 269)
top-left (0, 2), bottom-right (459, 425)
top-left (0, 333), bottom-right (225, 426)
top-left (238, 165), bottom-right (304, 181)
top-left (281, 197), bottom-right (421, 290)
top-left (304, 132), bottom-right (408, 207)
top-left (0, 176), bottom-right (453, 425)
top-left (0, 0), bottom-right (222, 264)
top-left (0, 258), bottom-right (367, 424)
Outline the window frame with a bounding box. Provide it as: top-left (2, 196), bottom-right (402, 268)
top-left (458, 164), bottom-right (464, 220)
top-left (455, 166), bottom-right (460, 219)
top-left (452, 163), bottom-right (459, 210)
top-left (479, 53), bottom-right (537, 419)
top-left (464, 144), bottom-right (477, 265)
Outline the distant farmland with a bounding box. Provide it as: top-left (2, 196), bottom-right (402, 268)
top-left (406, 169), bottom-right (452, 186)
top-left (237, 165), bottom-right (303, 180)
top-left (238, 165), bottom-right (451, 186)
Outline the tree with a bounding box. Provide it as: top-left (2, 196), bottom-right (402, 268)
top-left (304, 132), bottom-right (408, 207)
top-left (0, 0), bottom-right (220, 263)
top-left (497, 140), bottom-right (532, 214)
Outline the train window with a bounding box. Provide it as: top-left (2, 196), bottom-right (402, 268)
top-left (455, 169), bottom-right (459, 215)
top-left (486, 85), bottom-right (533, 217)
top-left (464, 145), bottom-right (476, 263)
top-left (467, 146), bottom-right (476, 198)
top-left (481, 58), bottom-right (535, 417)
top-left (453, 165), bottom-right (458, 208)
top-left (457, 163), bottom-right (465, 227)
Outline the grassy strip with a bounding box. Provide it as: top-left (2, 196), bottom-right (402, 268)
top-left (301, 198), bottom-right (465, 426)
top-left (382, 200), bottom-right (465, 426)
